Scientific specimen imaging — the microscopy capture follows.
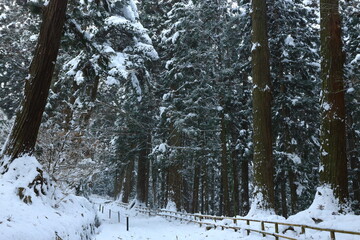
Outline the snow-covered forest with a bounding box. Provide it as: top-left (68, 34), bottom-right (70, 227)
top-left (0, 0), bottom-right (359, 239)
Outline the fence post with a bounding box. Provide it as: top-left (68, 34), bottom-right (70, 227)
top-left (99, 204), bottom-right (101, 211)
top-left (126, 216), bottom-right (129, 231)
top-left (261, 221), bottom-right (265, 237)
top-left (246, 220), bottom-right (250, 235)
top-left (330, 231), bottom-right (335, 240)
top-left (109, 209), bottom-right (111, 219)
top-left (102, 206), bottom-right (104, 213)
top-left (118, 211), bottom-right (120, 223)
top-left (233, 219), bottom-right (237, 224)
top-left (275, 223), bottom-right (279, 233)
top-left (301, 226), bottom-right (306, 234)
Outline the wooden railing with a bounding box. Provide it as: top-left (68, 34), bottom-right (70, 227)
top-left (131, 206), bottom-right (360, 240)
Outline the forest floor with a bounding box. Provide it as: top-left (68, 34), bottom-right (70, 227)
top-left (91, 196), bottom-right (263, 240)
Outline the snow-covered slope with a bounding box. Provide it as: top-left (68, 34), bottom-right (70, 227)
top-left (0, 156), bottom-right (96, 240)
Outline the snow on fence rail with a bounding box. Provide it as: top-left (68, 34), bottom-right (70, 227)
top-left (159, 209), bottom-right (360, 240)
top-left (97, 203), bottom-right (360, 240)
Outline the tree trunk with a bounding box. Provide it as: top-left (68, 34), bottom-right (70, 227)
top-left (136, 138), bottom-right (149, 204)
top-left (113, 167), bottom-right (126, 200)
top-left (347, 113), bottom-right (360, 209)
top-left (319, 0), bottom-right (348, 202)
top-left (220, 112), bottom-right (230, 216)
top-left (280, 171), bottom-right (288, 218)
top-left (1, 0), bottom-right (68, 168)
top-left (200, 158), bottom-right (208, 214)
top-left (191, 161), bottom-right (200, 213)
top-left (166, 123), bottom-right (182, 210)
top-left (288, 169), bottom-right (298, 214)
top-left (279, 83), bottom-right (291, 217)
top-left (230, 123), bottom-right (240, 216)
top-left (80, 73), bottom-right (100, 128)
top-left (251, 0), bottom-right (275, 211)
top-left (240, 78), bottom-right (250, 216)
top-left (122, 158), bottom-right (135, 203)
top-left (240, 155), bottom-right (250, 215)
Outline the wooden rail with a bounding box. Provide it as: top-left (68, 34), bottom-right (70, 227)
top-left (156, 211), bottom-right (296, 240)
top-left (99, 203), bottom-right (360, 240)
top-left (133, 206), bottom-right (360, 240)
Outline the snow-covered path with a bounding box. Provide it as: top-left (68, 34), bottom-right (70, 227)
top-left (92, 197), bottom-right (263, 240)
top-left (95, 214), bottom-right (251, 240)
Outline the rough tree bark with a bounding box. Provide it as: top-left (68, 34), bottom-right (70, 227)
top-left (251, 0), bottom-right (275, 211)
top-left (319, 0), bottom-right (348, 203)
top-left (1, 0), bottom-right (68, 170)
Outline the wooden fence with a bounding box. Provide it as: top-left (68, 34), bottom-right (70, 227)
top-left (98, 203), bottom-right (360, 240)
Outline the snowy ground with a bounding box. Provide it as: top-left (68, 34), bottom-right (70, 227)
top-left (0, 156), bottom-right (96, 240)
top-left (91, 197), bottom-right (265, 240)
top-left (1, 162), bottom-right (359, 240)
top-left (91, 194), bottom-right (360, 240)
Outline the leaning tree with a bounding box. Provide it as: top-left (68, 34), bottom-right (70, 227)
top-left (1, 0), bottom-right (68, 173)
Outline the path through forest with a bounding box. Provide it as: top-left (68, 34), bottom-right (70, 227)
top-left (92, 197), bottom-right (264, 240)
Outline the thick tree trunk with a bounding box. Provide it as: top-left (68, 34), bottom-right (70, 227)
top-left (251, 0), bottom-right (275, 211)
top-left (319, 0), bottom-right (348, 202)
top-left (1, 0), bottom-right (68, 167)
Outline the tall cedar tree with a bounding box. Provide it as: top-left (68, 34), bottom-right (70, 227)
top-left (251, 0), bottom-right (275, 211)
top-left (1, 0), bottom-right (68, 170)
top-left (319, 0), bottom-right (348, 202)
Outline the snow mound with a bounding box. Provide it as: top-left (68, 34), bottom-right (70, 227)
top-left (165, 200), bottom-right (177, 212)
top-left (288, 186), bottom-right (343, 224)
top-left (287, 186), bottom-right (360, 234)
top-left (0, 156), bottom-right (96, 240)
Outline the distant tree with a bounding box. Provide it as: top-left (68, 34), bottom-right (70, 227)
top-left (319, 0), bottom-right (348, 203)
top-left (268, 0), bottom-right (320, 216)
